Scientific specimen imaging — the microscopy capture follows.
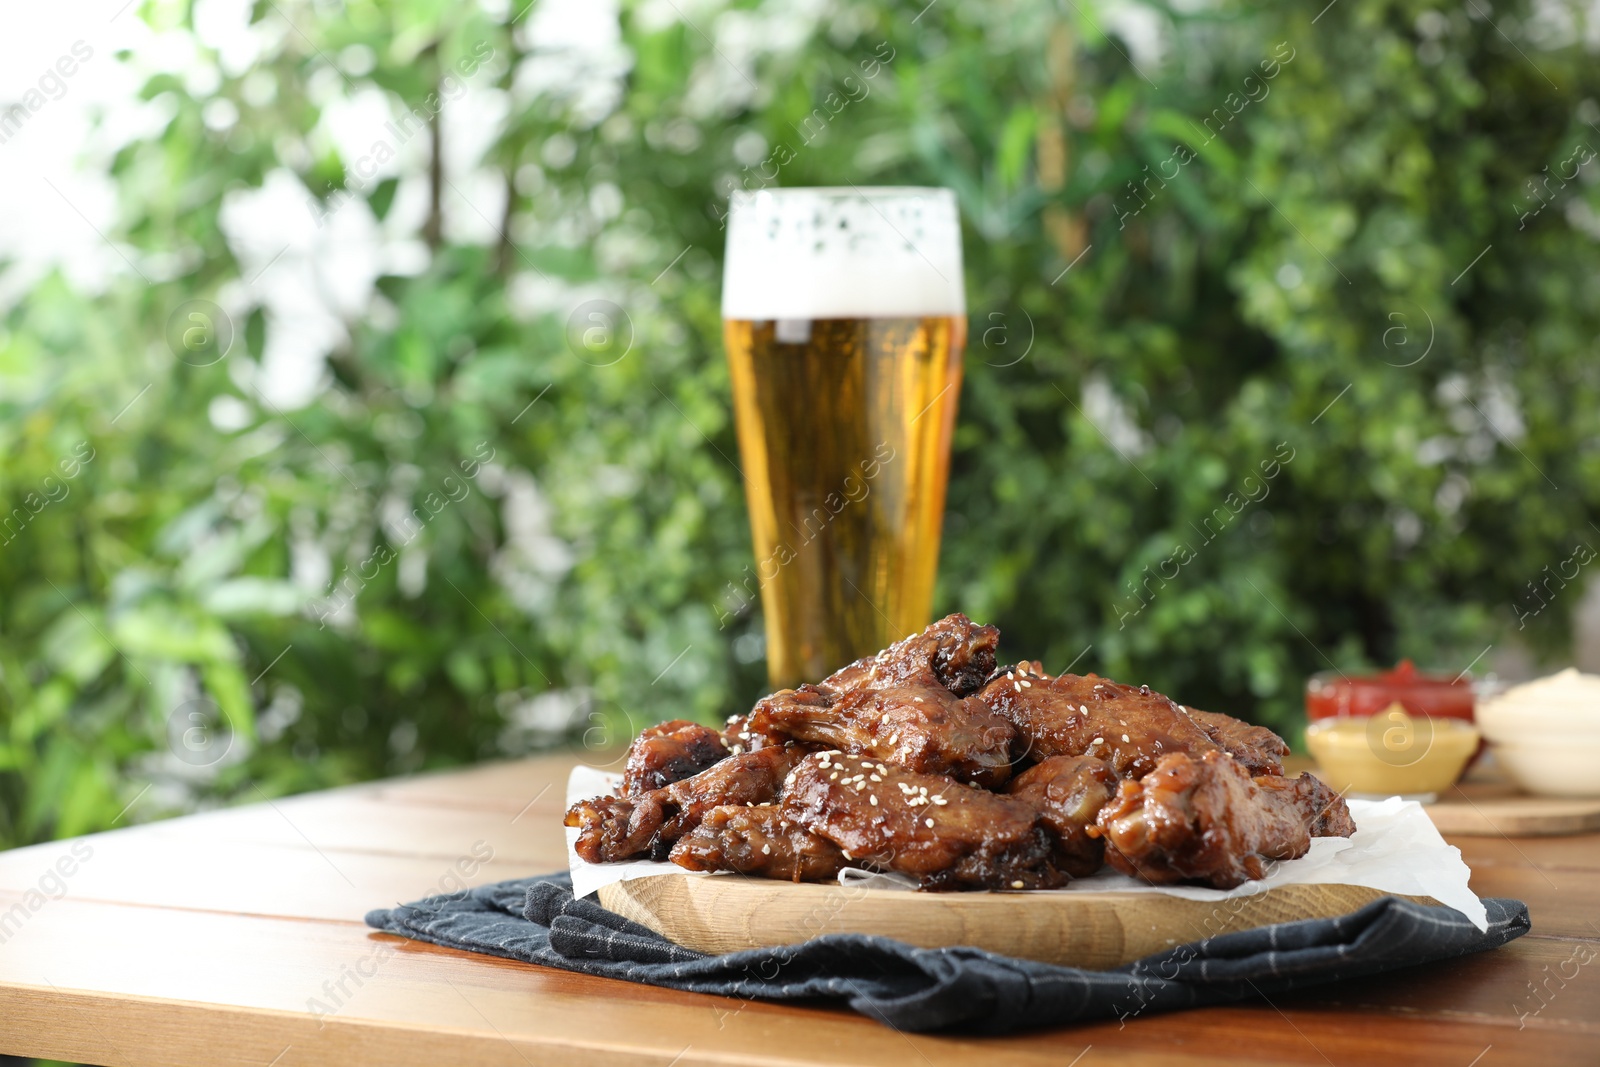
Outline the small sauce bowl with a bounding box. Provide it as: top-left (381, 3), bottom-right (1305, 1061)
top-left (1305, 706), bottom-right (1481, 801)
top-left (1477, 668), bottom-right (1600, 797)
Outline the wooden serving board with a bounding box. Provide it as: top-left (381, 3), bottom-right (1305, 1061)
top-left (1425, 780), bottom-right (1600, 837)
top-left (598, 874), bottom-right (1438, 970)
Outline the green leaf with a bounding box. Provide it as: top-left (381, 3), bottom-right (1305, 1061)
top-left (201, 578), bottom-right (305, 619)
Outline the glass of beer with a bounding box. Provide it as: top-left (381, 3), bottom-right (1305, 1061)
top-left (721, 187), bottom-right (967, 688)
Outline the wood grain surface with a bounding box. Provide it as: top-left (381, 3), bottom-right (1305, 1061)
top-left (0, 749), bottom-right (1594, 1067)
top-left (599, 874), bottom-right (1438, 968)
top-left (1425, 780), bottom-right (1600, 836)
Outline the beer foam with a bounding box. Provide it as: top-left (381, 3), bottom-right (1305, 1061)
top-left (722, 187), bottom-right (965, 319)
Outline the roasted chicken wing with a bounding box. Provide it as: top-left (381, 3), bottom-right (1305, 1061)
top-left (1182, 706), bottom-right (1289, 777)
top-left (720, 712), bottom-right (783, 755)
top-left (566, 743), bottom-right (804, 862)
top-left (670, 804), bottom-right (850, 882)
top-left (621, 719), bottom-right (729, 796)
top-left (822, 613), bottom-right (1000, 696)
top-left (1253, 769), bottom-right (1357, 838)
top-left (1091, 751), bottom-right (1354, 889)
top-left (563, 793), bottom-right (646, 864)
top-left (1004, 754), bottom-right (1117, 877)
top-left (780, 752), bottom-right (1063, 890)
top-left (978, 664), bottom-right (1221, 780)
top-left (568, 614), bottom-right (1344, 896)
top-left (748, 681), bottom-right (1015, 787)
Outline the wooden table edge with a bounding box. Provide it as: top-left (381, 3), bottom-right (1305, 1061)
top-left (0, 981), bottom-right (772, 1067)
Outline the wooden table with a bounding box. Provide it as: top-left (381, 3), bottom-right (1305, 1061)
top-left (0, 751), bottom-right (1595, 1066)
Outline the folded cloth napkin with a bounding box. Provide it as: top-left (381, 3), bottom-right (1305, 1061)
top-left (365, 873), bottom-right (1529, 1033)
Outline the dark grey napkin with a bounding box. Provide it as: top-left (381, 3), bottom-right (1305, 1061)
top-left (365, 873), bottom-right (1528, 1033)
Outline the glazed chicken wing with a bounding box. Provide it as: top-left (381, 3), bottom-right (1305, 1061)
top-left (569, 616), bottom-right (1347, 897)
top-left (749, 681), bottom-right (1015, 787)
top-left (1182, 706), bottom-right (1289, 777)
top-left (566, 743), bottom-right (804, 862)
top-left (780, 752), bottom-right (1063, 890)
top-left (1253, 769), bottom-right (1357, 838)
top-left (978, 665), bottom-right (1222, 780)
top-left (564, 793), bottom-right (646, 864)
top-left (822, 613), bottom-right (1000, 696)
top-left (720, 712), bottom-right (784, 755)
top-left (670, 804), bottom-right (850, 882)
top-left (621, 719), bottom-right (729, 796)
top-left (1092, 751), bottom-right (1354, 889)
top-left (1004, 754), bottom-right (1117, 877)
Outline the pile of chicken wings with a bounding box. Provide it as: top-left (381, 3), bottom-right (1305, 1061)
top-left (565, 614), bottom-right (1354, 891)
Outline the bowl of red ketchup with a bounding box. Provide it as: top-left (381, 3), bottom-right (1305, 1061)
top-left (1305, 659), bottom-right (1477, 724)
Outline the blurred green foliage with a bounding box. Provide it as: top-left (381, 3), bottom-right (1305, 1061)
top-left (2, 0), bottom-right (1599, 848)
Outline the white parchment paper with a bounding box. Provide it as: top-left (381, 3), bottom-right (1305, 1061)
top-left (564, 764), bottom-right (1487, 931)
